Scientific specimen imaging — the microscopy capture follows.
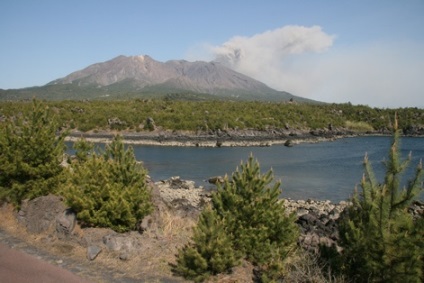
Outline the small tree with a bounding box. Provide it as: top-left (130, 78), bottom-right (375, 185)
top-left (173, 207), bottom-right (239, 282)
top-left (337, 116), bottom-right (424, 282)
top-left (62, 136), bottom-right (153, 232)
top-left (0, 100), bottom-right (67, 208)
top-left (174, 155), bottom-right (299, 282)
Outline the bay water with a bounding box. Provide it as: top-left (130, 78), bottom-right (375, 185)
top-left (67, 136), bottom-right (424, 202)
top-left (132, 136), bottom-right (424, 202)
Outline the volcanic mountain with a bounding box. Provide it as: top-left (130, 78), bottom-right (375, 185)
top-left (1, 55), bottom-right (314, 102)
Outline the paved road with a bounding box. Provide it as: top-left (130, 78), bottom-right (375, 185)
top-left (0, 243), bottom-right (91, 283)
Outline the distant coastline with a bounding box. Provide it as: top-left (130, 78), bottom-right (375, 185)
top-left (65, 128), bottom-right (409, 147)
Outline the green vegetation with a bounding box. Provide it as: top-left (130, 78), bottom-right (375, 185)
top-left (0, 98), bottom-right (423, 280)
top-left (344, 120), bottom-right (374, 132)
top-left (325, 116), bottom-right (424, 282)
top-left (0, 100), bottom-right (67, 208)
top-left (174, 156), bottom-right (299, 282)
top-left (0, 99), bottom-right (423, 134)
top-left (61, 136), bottom-right (153, 232)
top-left (0, 99), bottom-right (153, 232)
top-left (173, 207), bottom-right (239, 282)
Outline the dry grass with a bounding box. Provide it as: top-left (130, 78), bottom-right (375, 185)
top-left (1, 203), bottom-right (27, 236)
top-left (132, 209), bottom-right (196, 279)
top-left (345, 120), bottom-right (374, 132)
top-left (284, 249), bottom-right (348, 283)
top-left (0, 202), bottom-right (195, 282)
top-left (1, 202), bottom-right (348, 283)
top-left (159, 209), bottom-right (196, 239)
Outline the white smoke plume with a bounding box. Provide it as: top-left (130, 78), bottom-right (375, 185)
top-left (212, 25), bottom-right (333, 65)
top-left (186, 25), bottom-right (424, 108)
top-left (210, 25), bottom-right (334, 91)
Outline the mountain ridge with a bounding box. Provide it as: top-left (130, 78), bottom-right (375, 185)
top-left (1, 55), bottom-right (316, 102)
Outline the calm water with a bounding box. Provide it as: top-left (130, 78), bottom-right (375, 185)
top-left (67, 136), bottom-right (424, 202)
top-left (132, 136), bottom-right (424, 202)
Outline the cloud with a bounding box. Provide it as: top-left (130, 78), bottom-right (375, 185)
top-left (212, 25), bottom-right (333, 62)
top-left (186, 25), bottom-right (424, 108)
top-left (307, 42), bottom-right (424, 108)
top-left (210, 25), bottom-right (334, 88)
top-left (186, 25), bottom-right (334, 98)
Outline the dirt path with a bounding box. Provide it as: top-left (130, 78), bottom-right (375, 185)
top-left (0, 203), bottom-right (188, 283)
top-left (0, 227), bottom-right (111, 282)
top-left (0, 243), bottom-right (91, 283)
top-left (0, 228), bottom-right (184, 283)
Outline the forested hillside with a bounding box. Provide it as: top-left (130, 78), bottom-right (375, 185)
top-left (0, 99), bottom-right (423, 135)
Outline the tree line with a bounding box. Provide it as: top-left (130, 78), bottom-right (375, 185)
top-left (0, 100), bottom-right (423, 282)
top-left (0, 99), bottom-right (423, 134)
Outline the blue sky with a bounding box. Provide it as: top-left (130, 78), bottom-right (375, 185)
top-left (1, 0), bottom-right (423, 108)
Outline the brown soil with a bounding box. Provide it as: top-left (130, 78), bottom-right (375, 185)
top-left (0, 203), bottom-right (193, 282)
top-left (0, 242), bottom-right (92, 283)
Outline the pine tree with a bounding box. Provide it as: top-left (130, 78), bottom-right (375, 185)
top-left (72, 138), bottom-right (94, 163)
top-left (338, 116), bottom-right (424, 282)
top-left (174, 207), bottom-right (239, 282)
top-left (0, 99), bottom-right (67, 208)
top-left (174, 155), bottom-right (299, 282)
top-left (213, 155), bottom-right (299, 281)
top-left (62, 135), bottom-right (153, 232)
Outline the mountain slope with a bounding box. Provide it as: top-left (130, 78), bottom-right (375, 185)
top-left (49, 55), bottom-right (173, 88)
top-left (1, 55), bottom-right (316, 102)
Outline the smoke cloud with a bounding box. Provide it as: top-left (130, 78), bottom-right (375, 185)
top-left (186, 25), bottom-right (424, 108)
top-left (210, 25), bottom-right (334, 93)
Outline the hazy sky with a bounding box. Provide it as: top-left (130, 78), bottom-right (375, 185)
top-left (1, 0), bottom-right (423, 108)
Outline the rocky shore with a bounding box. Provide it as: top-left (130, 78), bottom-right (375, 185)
top-left (66, 128), bottom-right (373, 147)
top-left (154, 177), bottom-right (424, 253)
top-left (65, 122), bottom-right (424, 147)
top-left (2, 176), bottom-right (423, 282)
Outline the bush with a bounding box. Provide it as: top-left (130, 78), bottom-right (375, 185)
top-left (173, 207), bottom-right (239, 282)
top-left (334, 116), bottom-right (424, 282)
top-left (0, 100), bottom-right (67, 208)
top-left (174, 155), bottom-right (299, 282)
top-left (62, 136), bottom-right (153, 232)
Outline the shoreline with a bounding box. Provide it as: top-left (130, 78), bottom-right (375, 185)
top-left (65, 129), bottom-right (383, 147)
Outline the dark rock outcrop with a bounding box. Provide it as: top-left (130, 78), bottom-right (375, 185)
top-left (56, 208), bottom-right (77, 238)
top-left (282, 199), bottom-right (350, 252)
top-left (403, 125), bottom-right (424, 136)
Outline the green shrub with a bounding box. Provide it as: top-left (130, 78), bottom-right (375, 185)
top-left (173, 207), bottom-right (239, 282)
top-left (62, 136), bottom-right (153, 232)
top-left (0, 100), bottom-right (67, 208)
top-left (335, 117), bottom-right (424, 282)
top-left (174, 156), bottom-right (299, 282)
top-left (72, 138), bottom-right (94, 163)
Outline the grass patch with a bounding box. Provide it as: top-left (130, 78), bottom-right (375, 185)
top-left (345, 120), bottom-right (374, 132)
top-left (285, 250), bottom-right (347, 283)
top-left (160, 210), bottom-right (196, 240)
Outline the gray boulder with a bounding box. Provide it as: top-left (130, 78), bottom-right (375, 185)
top-left (18, 194), bottom-right (70, 234)
top-left (103, 232), bottom-right (141, 254)
top-left (87, 245), bottom-right (102, 261)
